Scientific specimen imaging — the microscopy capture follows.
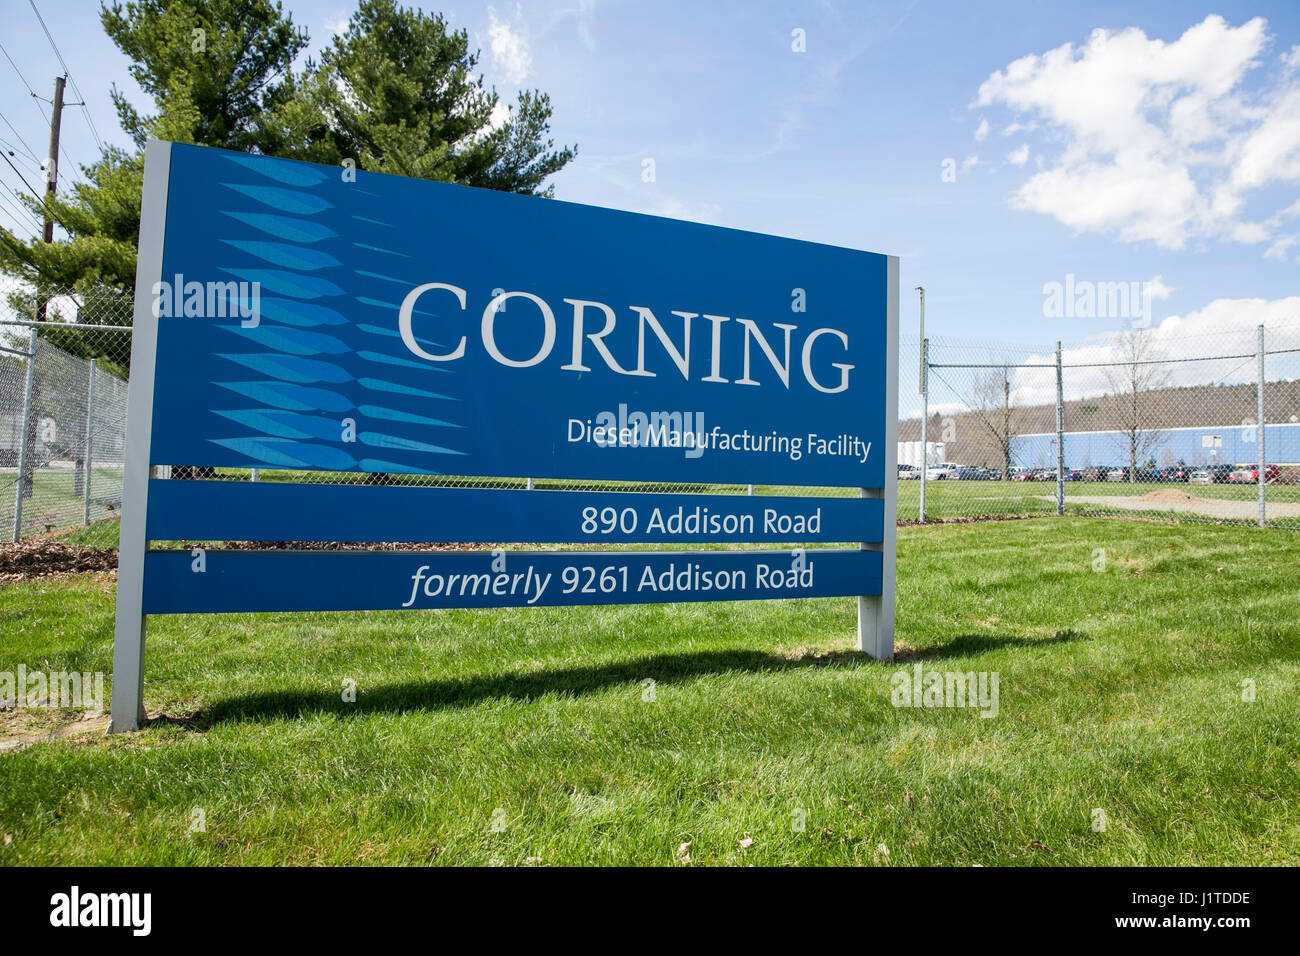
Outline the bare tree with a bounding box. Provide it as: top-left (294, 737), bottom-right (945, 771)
top-left (968, 365), bottom-right (1023, 480)
top-left (1104, 329), bottom-right (1171, 482)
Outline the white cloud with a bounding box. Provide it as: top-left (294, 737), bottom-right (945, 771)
top-left (1264, 237), bottom-right (1296, 260)
top-left (325, 16), bottom-right (349, 36)
top-left (976, 16), bottom-right (1300, 254)
top-left (633, 196), bottom-right (724, 226)
top-left (1010, 295), bottom-right (1300, 407)
top-left (1007, 144), bottom-right (1029, 166)
top-left (974, 117), bottom-right (989, 141)
top-left (962, 154), bottom-right (980, 171)
top-left (577, 0), bottom-right (597, 51)
top-left (1145, 274), bottom-right (1174, 301)
top-left (487, 5), bottom-right (531, 86)
top-left (488, 100), bottom-right (511, 132)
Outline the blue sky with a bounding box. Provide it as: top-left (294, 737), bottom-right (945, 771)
top-left (1, 0), bottom-right (1297, 370)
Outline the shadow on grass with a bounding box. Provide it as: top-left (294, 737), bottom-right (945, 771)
top-left (896, 629), bottom-right (1088, 663)
top-left (188, 647), bottom-right (878, 728)
top-left (164, 632), bottom-right (1087, 729)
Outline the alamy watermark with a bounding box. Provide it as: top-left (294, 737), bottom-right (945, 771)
top-left (1, 666), bottom-right (104, 711)
top-left (1042, 274), bottom-right (1160, 328)
top-left (49, 886), bottom-right (150, 936)
top-left (151, 273), bottom-right (261, 327)
top-left (569, 404), bottom-right (707, 459)
top-left (890, 664), bottom-right (999, 718)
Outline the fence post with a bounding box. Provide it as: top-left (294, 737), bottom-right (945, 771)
top-left (11, 328), bottom-right (37, 543)
top-left (83, 358), bottom-right (97, 526)
top-left (1258, 324), bottom-right (1266, 529)
top-left (1055, 341), bottom-right (1064, 516)
top-left (919, 336), bottom-right (928, 522)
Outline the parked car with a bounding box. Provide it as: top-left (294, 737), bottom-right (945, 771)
top-left (1228, 463), bottom-right (1282, 484)
top-left (954, 466), bottom-right (984, 480)
top-left (1189, 464), bottom-right (1234, 484)
top-left (1105, 467), bottom-right (1129, 482)
top-left (1157, 465), bottom-right (1189, 482)
top-left (925, 461), bottom-right (962, 480)
top-left (1010, 467), bottom-right (1036, 482)
top-left (897, 464), bottom-right (922, 480)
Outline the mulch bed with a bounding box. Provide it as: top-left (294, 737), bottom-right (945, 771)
top-left (0, 541), bottom-right (120, 582)
top-left (897, 513), bottom-right (1046, 527)
top-left (0, 539), bottom-right (501, 583)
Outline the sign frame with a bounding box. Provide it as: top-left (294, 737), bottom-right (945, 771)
top-left (109, 140), bottom-right (898, 732)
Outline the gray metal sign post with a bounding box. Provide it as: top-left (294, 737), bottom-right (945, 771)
top-left (859, 257), bottom-right (899, 659)
top-left (110, 140), bottom-right (170, 733)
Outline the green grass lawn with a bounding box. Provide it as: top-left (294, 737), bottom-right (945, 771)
top-left (2, 516), bottom-right (1297, 865)
top-left (1, 466), bottom-right (123, 545)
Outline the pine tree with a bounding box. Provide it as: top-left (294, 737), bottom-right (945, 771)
top-left (0, 0), bottom-right (309, 331)
top-left (270, 0), bottom-right (574, 195)
top-left (0, 0), bottom-right (576, 345)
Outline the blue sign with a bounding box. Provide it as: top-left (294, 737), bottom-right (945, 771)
top-left (146, 480), bottom-right (885, 545)
top-left (147, 143), bottom-right (889, 488)
top-left (110, 141), bottom-right (898, 732)
top-left (142, 549), bottom-right (882, 614)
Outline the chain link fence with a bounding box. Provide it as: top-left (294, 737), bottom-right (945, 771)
top-left (2, 284), bottom-right (132, 547)
top-left (908, 318), bottom-right (1300, 529)
top-left (5, 279), bottom-right (1300, 557)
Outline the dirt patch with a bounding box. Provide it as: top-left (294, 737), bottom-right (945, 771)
top-left (0, 709), bottom-right (110, 753)
top-left (1052, 492), bottom-right (1300, 520)
top-left (1134, 489), bottom-right (1201, 506)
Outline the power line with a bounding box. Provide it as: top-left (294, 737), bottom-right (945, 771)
top-left (0, 205), bottom-right (24, 233)
top-left (0, 108), bottom-right (42, 163)
top-left (0, 140), bottom-right (43, 176)
top-left (0, 38), bottom-right (39, 98)
top-left (0, 37), bottom-right (58, 145)
top-left (27, 0), bottom-right (105, 153)
top-left (0, 192), bottom-right (38, 229)
top-left (0, 34), bottom-right (85, 178)
top-left (0, 188), bottom-right (44, 234)
top-left (0, 149), bottom-right (71, 236)
top-left (0, 151), bottom-right (45, 207)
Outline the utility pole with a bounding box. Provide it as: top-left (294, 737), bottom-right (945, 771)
top-left (19, 76), bottom-right (71, 508)
top-left (34, 74), bottom-right (66, 322)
